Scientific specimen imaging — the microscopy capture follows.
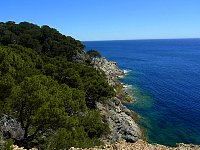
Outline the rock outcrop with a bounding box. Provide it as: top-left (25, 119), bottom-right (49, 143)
top-left (97, 98), bottom-right (141, 143)
top-left (0, 114), bottom-right (24, 140)
top-left (91, 57), bottom-right (124, 86)
top-left (70, 139), bottom-right (200, 150)
top-left (12, 145), bottom-right (37, 150)
top-left (91, 57), bottom-right (141, 143)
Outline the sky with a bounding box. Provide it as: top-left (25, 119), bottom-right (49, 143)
top-left (0, 0), bottom-right (200, 41)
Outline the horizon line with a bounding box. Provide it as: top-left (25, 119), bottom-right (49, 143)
top-left (82, 37), bottom-right (200, 42)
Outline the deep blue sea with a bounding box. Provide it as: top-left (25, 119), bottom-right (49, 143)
top-left (83, 39), bottom-right (200, 146)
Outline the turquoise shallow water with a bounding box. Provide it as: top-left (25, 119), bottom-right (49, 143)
top-left (83, 39), bottom-right (200, 146)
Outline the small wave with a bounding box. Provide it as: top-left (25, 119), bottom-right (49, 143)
top-left (123, 69), bottom-right (132, 74)
top-left (123, 84), bottom-right (133, 89)
top-left (122, 84), bottom-right (135, 101)
top-left (118, 75), bottom-right (124, 78)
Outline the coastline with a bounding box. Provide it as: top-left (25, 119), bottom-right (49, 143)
top-left (85, 57), bottom-right (200, 150)
top-left (70, 139), bottom-right (200, 150)
top-left (11, 56), bottom-right (200, 150)
top-left (91, 57), bottom-right (142, 143)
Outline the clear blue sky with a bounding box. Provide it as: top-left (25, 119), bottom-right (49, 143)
top-left (1, 0), bottom-right (200, 41)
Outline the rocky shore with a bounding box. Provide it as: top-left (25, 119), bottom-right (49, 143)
top-left (91, 57), bottom-right (124, 86)
top-left (89, 57), bottom-right (200, 150)
top-left (70, 139), bottom-right (200, 150)
top-left (91, 57), bottom-right (142, 143)
top-left (91, 57), bottom-right (132, 102)
top-left (96, 99), bottom-right (141, 143)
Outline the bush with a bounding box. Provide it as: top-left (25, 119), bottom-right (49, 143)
top-left (86, 50), bottom-right (101, 58)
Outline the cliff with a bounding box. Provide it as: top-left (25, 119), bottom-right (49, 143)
top-left (91, 57), bottom-right (141, 143)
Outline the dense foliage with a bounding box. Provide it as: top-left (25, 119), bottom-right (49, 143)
top-left (0, 21), bottom-right (114, 149)
top-left (86, 50), bottom-right (101, 58)
top-left (0, 21), bottom-right (84, 60)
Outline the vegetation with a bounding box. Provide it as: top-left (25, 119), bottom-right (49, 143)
top-left (0, 21), bottom-right (84, 60)
top-left (0, 22), bottom-right (114, 149)
top-left (86, 50), bottom-right (101, 58)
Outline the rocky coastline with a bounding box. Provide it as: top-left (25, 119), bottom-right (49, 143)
top-left (10, 57), bottom-right (200, 150)
top-left (87, 57), bottom-right (200, 150)
top-left (70, 139), bottom-right (200, 150)
top-left (91, 57), bottom-right (142, 143)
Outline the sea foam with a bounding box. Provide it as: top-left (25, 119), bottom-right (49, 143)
top-left (123, 69), bottom-right (132, 75)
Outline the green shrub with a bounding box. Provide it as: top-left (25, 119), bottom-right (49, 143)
top-left (86, 50), bottom-right (101, 58)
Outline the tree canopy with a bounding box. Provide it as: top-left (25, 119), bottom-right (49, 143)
top-left (0, 21), bottom-right (84, 60)
top-left (0, 21), bottom-right (114, 149)
top-left (86, 50), bottom-right (101, 58)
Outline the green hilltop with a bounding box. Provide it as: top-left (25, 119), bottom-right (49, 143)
top-left (0, 21), bottom-right (114, 149)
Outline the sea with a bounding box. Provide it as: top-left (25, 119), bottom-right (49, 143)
top-left (83, 39), bottom-right (200, 146)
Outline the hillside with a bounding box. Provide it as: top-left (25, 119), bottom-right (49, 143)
top-left (0, 21), bottom-right (85, 60)
top-left (0, 21), bottom-right (115, 149)
top-left (2, 21), bottom-right (199, 150)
